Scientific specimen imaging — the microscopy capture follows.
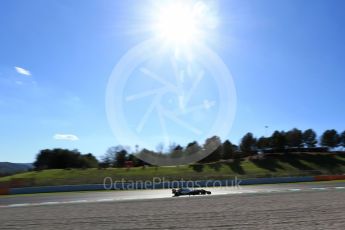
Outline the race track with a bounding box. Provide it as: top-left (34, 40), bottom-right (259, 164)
top-left (1, 181), bottom-right (345, 229)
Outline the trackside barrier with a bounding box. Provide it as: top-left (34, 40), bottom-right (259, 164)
top-left (5, 175), bottom-right (345, 195)
top-left (314, 175), bottom-right (345, 181)
top-left (0, 182), bottom-right (10, 195)
top-left (241, 176), bottom-right (315, 185)
top-left (8, 176), bottom-right (317, 195)
top-left (116, 176), bottom-right (315, 189)
top-left (0, 188), bottom-right (9, 195)
top-left (9, 184), bottom-right (105, 195)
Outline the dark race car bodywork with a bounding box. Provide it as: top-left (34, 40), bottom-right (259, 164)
top-left (172, 188), bottom-right (212, 197)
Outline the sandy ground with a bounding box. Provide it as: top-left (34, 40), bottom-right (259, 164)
top-left (1, 190), bottom-right (345, 230)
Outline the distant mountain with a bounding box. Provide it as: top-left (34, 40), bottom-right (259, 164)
top-left (0, 162), bottom-right (33, 175)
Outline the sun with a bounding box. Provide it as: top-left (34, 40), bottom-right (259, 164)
top-left (156, 3), bottom-right (198, 44)
top-left (153, 1), bottom-right (212, 45)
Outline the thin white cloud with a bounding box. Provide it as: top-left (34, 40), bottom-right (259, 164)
top-left (53, 134), bottom-right (79, 141)
top-left (14, 66), bottom-right (31, 76)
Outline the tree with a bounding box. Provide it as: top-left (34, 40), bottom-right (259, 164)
top-left (127, 154), bottom-right (146, 167)
top-left (34, 149), bottom-right (53, 169)
top-left (101, 146), bottom-right (128, 168)
top-left (101, 148), bottom-right (116, 167)
top-left (321, 129), bottom-right (340, 148)
top-left (240, 133), bottom-right (257, 154)
top-left (115, 149), bottom-right (128, 167)
top-left (34, 148), bottom-right (98, 169)
top-left (81, 153), bottom-right (99, 168)
top-left (222, 140), bottom-right (234, 159)
top-left (136, 148), bottom-right (159, 166)
top-left (286, 128), bottom-right (303, 148)
top-left (169, 144), bottom-right (184, 158)
top-left (302, 129), bottom-right (318, 148)
top-left (270, 131), bottom-right (286, 150)
top-left (185, 141), bottom-right (202, 156)
top-left (340, 131), bottom-right (345, 149)
top-left (256, 136), bottom-right (271, 150)
top-left (199, 136), bottom-right (222, 163)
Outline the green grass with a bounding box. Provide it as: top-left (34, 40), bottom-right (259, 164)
top-left (1, 153), bottom-right (345, 186)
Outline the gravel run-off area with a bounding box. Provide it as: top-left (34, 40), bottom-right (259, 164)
top-left (1, 190), bottom-right (345, 230)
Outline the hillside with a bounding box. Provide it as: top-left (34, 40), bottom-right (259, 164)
top-left (1, 153), bottom-right (345, 187)
top-left (0, 162), bottom-right (33, 176)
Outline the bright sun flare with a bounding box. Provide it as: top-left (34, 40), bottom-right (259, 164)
top-left (154, 1), bottom-right (214, 45)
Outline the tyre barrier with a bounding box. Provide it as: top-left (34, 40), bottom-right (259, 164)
top-left (0, 188), bottom-right (9, 195)
top-left (0, 182), bottom-right (10, 195)
top-left (314, 175), bottom-right (345, 181)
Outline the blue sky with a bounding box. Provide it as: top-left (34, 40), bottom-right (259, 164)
top-left (0, 0), bottom-right (344, 162)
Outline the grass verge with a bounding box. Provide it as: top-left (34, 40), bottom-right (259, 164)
top-left (1, 153), bottom-right (345, 186)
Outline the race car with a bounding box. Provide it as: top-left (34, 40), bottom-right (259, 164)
top-left (172, 188), bottom-right (211, 197)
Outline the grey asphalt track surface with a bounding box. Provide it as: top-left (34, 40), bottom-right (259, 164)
top-left (0, 181), bottom-right (345, 207)
top-left (1, 181), bottom-right (345, 229)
